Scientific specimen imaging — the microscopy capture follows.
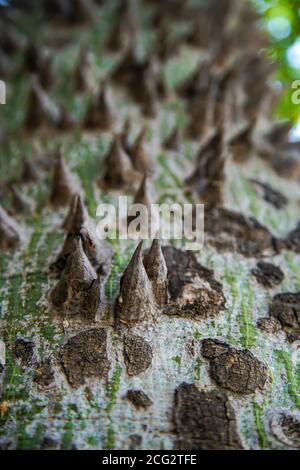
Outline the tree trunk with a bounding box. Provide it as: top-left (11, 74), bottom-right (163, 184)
top-left (0, 0), bottom-right (300, 451)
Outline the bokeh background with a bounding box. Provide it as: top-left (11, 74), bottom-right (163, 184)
top-left (254, 0), bottom-right (300, 133)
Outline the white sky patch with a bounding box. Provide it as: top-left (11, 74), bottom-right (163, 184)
top-left (267, 17), bottom-right (291, 40)
top-left (290, 119), bottom-right (300, 141)
top-left (287, 37), bottom-right (300, 69)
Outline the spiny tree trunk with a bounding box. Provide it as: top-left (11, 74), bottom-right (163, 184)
top-left (0, 0), bottom-right (300, 450)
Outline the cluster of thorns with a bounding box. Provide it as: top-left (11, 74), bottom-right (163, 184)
top-left (0, 0), bottom-right (300, 327)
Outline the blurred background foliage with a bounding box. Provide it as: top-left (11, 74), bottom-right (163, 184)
top-left (253, 0), bottom-right (300, 127)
